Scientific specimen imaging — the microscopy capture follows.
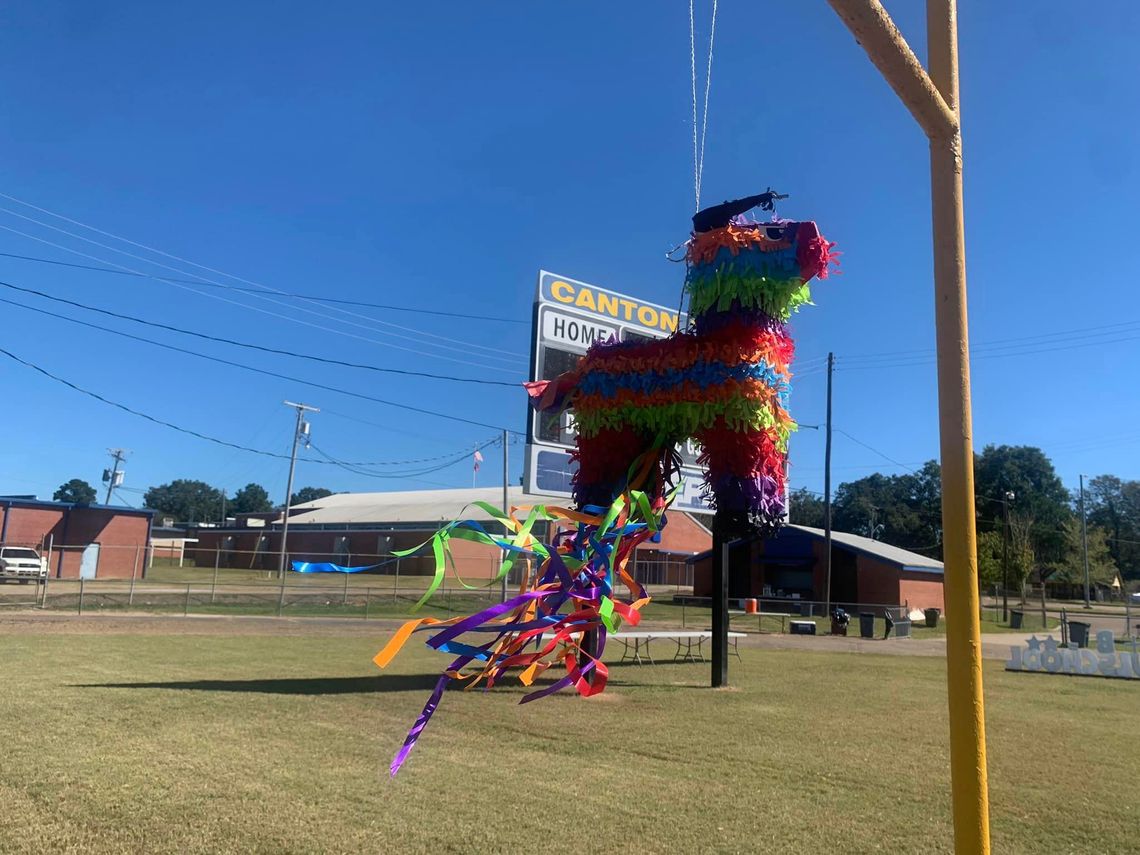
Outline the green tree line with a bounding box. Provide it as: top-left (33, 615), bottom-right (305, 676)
top-left (789, 445), bottom-right (1136, 590)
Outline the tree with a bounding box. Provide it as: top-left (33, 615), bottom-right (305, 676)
top-left (1007, 511), bottom-right (1036, 602)
top-left (975, 530), bottom-right (1003, 590)
top-left (143, 480), bottom-right (224, 523)
top-left (973, 445), bottom-right (1070, 566)
top-left (830, 462), bottom-right (942, 556)
top-left (1049, 518), bottom-right (1118, 588)
top-left (787, 488), bottom-right (826, 528)
top-left (1085, 475), bottom-right (1140, 582)
top-left (291, 486), bottom-right (333, 505)
top-left (53, 478), bottom-right (97, 504)
top-left (229, 483), bottom-right (273, 515)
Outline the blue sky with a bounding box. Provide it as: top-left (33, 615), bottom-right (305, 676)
top-left (0, 1), bottom-right (1136, 510)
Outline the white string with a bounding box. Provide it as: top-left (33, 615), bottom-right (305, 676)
top-left (689, 0), bottom-right (699, 213)
top-left (696, 0), bottom-right (718, 206)
top-left (688, 0), bottom-right (719, 212)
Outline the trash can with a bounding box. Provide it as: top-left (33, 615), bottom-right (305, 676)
top-left (859, 612), bottom-right (875, 638)
top-left (924, 607), bottom-right (941, 628)
top-left (744, 598), bottom-right (758, 614)
top-left (1068, 620), bottom-right (1091, 648)
top-left (800, 603), bottom-right (814, 617)
top-left (1009, 609), bottom-right (1024, 630)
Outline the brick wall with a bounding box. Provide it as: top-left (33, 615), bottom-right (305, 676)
top-left (899, 572), bottom-right (945, 613)
top-left (0, 504), bottom-right (150, 579)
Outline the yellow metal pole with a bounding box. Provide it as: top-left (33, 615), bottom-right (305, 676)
top-left (826, 1), bottom-right (990, 852)
top-left (926, 3), bottom-right (990, 852)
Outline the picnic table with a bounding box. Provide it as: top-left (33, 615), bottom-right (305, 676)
top-left (611, 630), bottom-right (747, 665)
top-left (540, 630), bottom-right (746, 665)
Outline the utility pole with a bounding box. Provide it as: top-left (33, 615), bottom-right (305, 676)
top-left (220, 489), bottom-right (227, 526)
top-left (278, 401), bottom-right (319, 578)
top-left (1079, 474), bottom-right (1090, 608)
top-left (822, 352), bottom-right (834, 616)
top-left (501, 430), bottom-right (509, 603)
top-left (103, 449), bottom-right (127, 505)
top-left (1001, 491), bottom-right (1013, 622)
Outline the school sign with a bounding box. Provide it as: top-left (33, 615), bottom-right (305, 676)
top-left (524, 271), bottom-right (711, 511)
top-left (1006, 632), bottom-right (1140, 680)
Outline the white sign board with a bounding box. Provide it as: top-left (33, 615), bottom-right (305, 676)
top-left (524, 270), bottom-right (710, 509)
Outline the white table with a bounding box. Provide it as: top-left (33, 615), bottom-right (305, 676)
top-left (540, 630), bottom-right (746, 665)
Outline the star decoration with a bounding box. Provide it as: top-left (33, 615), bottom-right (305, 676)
top-left (1027, 635), bottom-right (1041, 651)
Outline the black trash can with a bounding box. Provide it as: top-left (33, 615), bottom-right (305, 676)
top-left (1009, 609), bottom-right (1024, 630)
top-left (924, 608), bottom-right (941, 628)
top-left (859, 612), bottom-right (875, 639)
top-left (1068, 620), bottom-right (1091, 648)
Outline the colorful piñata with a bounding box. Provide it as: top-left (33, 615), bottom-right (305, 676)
top-left (375, 193), bottom-right (834, 775)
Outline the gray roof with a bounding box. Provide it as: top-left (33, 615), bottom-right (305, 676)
top-left (787, 525), bottom-right (943, 573)
top-left (285, 486), bottom-right (547, 526)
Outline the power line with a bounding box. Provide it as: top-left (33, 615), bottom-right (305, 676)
top-left (0, 279), bottom-right (518, 388)
top-left (0, 201), bottom-right (524, 361)
top-left (0, 345), bottom-right (514, 466)
top-left (0, 249), bottom-right (526, 324)
top-left (308, 437), bottom-right (500, 480)
top-left (0, 295), bottom-right (517, 432)
top-left (0, 221), bottom-right (521, 375)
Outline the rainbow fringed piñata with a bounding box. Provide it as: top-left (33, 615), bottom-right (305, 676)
top-left (376, 193), bottom-right (835, 775)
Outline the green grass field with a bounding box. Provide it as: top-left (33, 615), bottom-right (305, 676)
top-left (1, 619), bottom-right (1136, 853)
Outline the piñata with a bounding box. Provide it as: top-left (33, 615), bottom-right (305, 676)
top-left (375, 192), bottom-right (835, 775)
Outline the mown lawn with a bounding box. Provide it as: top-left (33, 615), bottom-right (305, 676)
top-left (1, 624), bottom-right (1136, 853)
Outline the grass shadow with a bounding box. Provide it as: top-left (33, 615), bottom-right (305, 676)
top-left (73, 674), bottom-right (444, 695)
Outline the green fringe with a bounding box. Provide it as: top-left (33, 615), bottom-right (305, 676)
top-left (685, 271), bottom-right (813, 321)
top-left (575, 398), bottom-right (796, 448)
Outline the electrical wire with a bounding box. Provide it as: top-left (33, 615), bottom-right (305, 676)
top-left (0, 220), bottom-right (522, 374)
top-left (0, 279), bottom-right (517, 387)
top-left (0, 249), bottom-right (526, 324)
top-left (0, 200), bottom-right (525, 361)
top-left (0, 295), bottom-right (516, 432)
top-left (308, 437), bottom-right (499, 480)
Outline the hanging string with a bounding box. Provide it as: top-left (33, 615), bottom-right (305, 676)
top-left (689, 0), bottom-right (719, 212)
top-left (689, 0), bottom-right (699, 213)
top-left (696, 0), bottom-right (718, 206)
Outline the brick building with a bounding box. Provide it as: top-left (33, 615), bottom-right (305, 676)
top-left (191, 487), bottom-right (712, 583)
top-left (689, 524), bottom-right (944, 613)
top-left (0, 497), bottom-right (154, 579)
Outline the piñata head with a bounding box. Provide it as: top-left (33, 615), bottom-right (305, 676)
top-left (529, 191), bottom-right (836, 538)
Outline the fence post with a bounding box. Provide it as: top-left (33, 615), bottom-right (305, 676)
top-left (78, 578), bottom-right (85, 615)
top-left (681, 600), bottom-right (686, 629)
top-left (184, 582), bottom-right (191, 617)
top-left (1126, 593), bottom-right (1133, 641)
top-left (343, 570), bottom-right (350, 606)
top-left (1040, 583), bottom-right (1047, 631)
top-left (277, 570), bottom-right (286, 616)
top-left (393, 558), bottom-right (400, 604)
top-left (129, 546), bottom-right (138, 607)
top-left (364, 587), bottom-right (371, 620)
top-left (211, 548), bottom-right (220, 605)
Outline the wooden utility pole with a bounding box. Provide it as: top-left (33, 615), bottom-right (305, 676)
top-left (826, 2), bottom-right (990, 851)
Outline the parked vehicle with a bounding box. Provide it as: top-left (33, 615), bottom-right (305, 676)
top-left (0, 546), bottom-right (48, 584)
